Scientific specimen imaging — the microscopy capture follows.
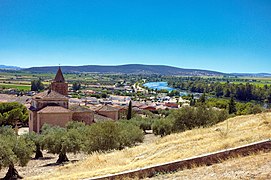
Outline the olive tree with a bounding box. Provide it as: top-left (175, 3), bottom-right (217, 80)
top-left (0, 126), bottom-right (34, 179)
top-left (23, 132), bottom-right (44, 159)
top-left (42, 124), bottom-right (84, 164)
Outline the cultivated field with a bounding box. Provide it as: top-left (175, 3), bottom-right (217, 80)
top-left (26, 112), bottom-right (271, 180)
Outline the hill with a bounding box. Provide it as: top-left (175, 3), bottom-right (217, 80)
top-left (23, 64), bottom-right (225, 76)
top-left (28, 112), bottom-right (271, 180)
top-left (0, 65), bottom-right (21, 70)
top-left (149, 151), bottom-right (271, 179)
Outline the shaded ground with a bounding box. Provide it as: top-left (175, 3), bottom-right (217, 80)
top-left (0, 151), bottom-right (88, 179)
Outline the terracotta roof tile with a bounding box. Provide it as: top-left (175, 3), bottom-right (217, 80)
top-left (94, 114), bottom-right (112, 122)
top-left (38, 106), bottom-right (71, 113)
top-left (33, 90), bottom-right (68, 100)
top-left (69, 105), bottom-right (93, 112)
top-left (97, 105), bottom-right (119, 112)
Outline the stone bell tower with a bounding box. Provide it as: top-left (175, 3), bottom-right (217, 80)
top-left (51, 67), bottom-right (68, 96)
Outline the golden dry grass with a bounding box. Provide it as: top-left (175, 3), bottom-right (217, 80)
top-left (149, 151), bottom-right (271, 180)
top-left (27, 113), bottom-right (271, 180)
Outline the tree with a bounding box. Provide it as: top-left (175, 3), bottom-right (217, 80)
top-left (31, 79), bottom-right (44, 91)
top-left (0, 126), bottom-right (34, 179)
top-left (72, 82), bottom-right (81, 91)
top-left (198, 93), bottom-right (206, 104)
top-left (23, 132), bottom-right (44, 159)
top-left (228, 96), bottom-right (237, 114)
top-left (152, 118), bottom-right (173, 137)
top-left (42, 125), bottom-right (84, 164)
top-left (84, 121), bottom-right (120, 153)
top-left (0, 102), bottom-right (28, 126)
top-left (127, 101), bottom-right (132, 120)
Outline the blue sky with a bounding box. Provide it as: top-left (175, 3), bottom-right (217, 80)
top-left (0, 0), bottom-right (271, 73)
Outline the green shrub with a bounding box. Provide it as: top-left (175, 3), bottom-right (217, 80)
top-left (152, 118), bottom-right (173, 137)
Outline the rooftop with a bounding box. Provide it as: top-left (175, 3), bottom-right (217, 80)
top-left (33, 90), bottom-right (68, 100)
top-left (97, 105), bottom-right (119, 112)
top-left (69, 105), bottom-right (93, 112)
top-left (38, 106), bottom-right (71, 113)
top-left (53, 67), bottom-right (65, 83)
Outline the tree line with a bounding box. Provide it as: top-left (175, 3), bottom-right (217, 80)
top-left (168, 79), bottom-right (271, 103)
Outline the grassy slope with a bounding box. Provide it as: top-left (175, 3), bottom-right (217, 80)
top-left (28, 113), bottom-right (271, 180)
top-left (149, 151), bottom-right (271, 180)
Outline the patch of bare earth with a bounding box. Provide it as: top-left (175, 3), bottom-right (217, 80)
top-left (0, 151), bottom-right (87, 179)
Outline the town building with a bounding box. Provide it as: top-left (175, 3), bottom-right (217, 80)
top-left (28, 67), bottom-right (94, 133)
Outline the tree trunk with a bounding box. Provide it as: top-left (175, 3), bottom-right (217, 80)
top-left (56, 152), bottom-right (69, 164)
top-left (34, 145), bottom-right (43, 159)
top-left (3, 164), bottom-right (22, 180)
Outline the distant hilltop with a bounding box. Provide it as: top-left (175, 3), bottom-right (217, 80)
top-left (0, 65), bottom-right (21, 70)
top-left (23, 64), bottom-right (224, 76)
top-left (1, 64), bottom-right (270, 77)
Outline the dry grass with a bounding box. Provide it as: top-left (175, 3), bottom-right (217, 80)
top-left (149, 151), bottom-right (271, 180)
top-left (28, 113), bottom-right (271, 180)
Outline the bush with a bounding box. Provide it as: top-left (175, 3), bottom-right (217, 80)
top-left (84, 121), bottom-right (120, 153)
top-left (117, 122), bottom-right (144, 149)
top-left (152, 118), bottom-right (173, 137)
top-left (168, 106), bottom-right (229, 133)
top-left (84, 121), bottom-right (144, 153)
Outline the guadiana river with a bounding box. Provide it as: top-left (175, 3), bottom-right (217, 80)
top-left (143, 81), bottom-right (201, 97)
top-left (143, 82), bottom-right (174, 91)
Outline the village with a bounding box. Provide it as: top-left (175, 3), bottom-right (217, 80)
top-left (0, 68), bottom-right (191, 127)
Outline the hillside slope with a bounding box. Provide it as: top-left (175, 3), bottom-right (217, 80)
top-left (149, 151), bottom-right (271, 180)
top-left (29, 113), bottom-right (271, 180)
top-left (24, 64), bottom-right (224, 76)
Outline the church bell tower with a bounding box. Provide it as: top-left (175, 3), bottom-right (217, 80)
top-left (51, 67), bottom-right (68, 96)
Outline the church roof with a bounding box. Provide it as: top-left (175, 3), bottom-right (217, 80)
top-left (69, 105), bottom-right (93, 112)
top-left (94, 113), bottom-right (113, 122)
top-left (54, 67), bottom-right (65, 83)
top-left (33, 90), bottom-right (68, 100)
top-left (38, 106), bottom-right (71, 113)
top-left (96, 105), bottom-right (119, 112)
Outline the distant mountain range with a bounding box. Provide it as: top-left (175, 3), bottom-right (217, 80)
top-left (230, 73), bottom-right (271, 77)
top-left (0, 65), bottom-right (21, 70)
top-left (1, 64), bottom-right (270, 77)
top-left (23, 64), bottom-right (224, 76)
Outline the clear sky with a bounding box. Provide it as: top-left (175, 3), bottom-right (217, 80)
top-left (0, 0), bottom-right (271, 73)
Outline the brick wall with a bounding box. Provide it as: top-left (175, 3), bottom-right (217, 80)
top-left (98, 111), bottom-right (118, 120)
top-left (37, 112), bottom-right (72, 133)
top-left (72, 111), bottom-right (94, 125)
top-left (51, 82), bottom-right (68, 96)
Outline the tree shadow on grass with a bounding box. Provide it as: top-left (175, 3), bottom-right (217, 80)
top-left (32, 156), bottom-right (55, 160)
top-left (41, 160), bottom-right (79, 167)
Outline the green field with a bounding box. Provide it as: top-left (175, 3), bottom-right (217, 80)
top-left (0, 83), bottom-right (31, 91)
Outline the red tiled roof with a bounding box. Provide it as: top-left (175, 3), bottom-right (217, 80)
top-left (97, 105), bottom-right (119, 112)
top-left (33, 90), bottom-right (68, 100)
top-left (38, 106), bottom-right (71, 113)
top-left (69, 105), bottom-right (93, 112)
top-left (94, 114), bottom-right (112, 122)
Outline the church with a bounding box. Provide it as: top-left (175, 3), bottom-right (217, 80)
top-left (29, 67), bottom-right (94, 133)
